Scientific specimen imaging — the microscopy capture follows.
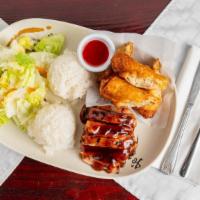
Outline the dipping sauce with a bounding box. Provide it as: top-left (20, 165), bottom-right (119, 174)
top-left (82, 40), bottom-right (109, 67)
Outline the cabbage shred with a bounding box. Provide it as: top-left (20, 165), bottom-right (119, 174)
top-left (0, 33), bottom-right (65, 130)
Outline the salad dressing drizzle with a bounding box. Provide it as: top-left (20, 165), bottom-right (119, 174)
top-left (7, 27), bottom-right (45, 46)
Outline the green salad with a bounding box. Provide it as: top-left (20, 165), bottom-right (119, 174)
top-left (0, 33), bottom-right (65, 130)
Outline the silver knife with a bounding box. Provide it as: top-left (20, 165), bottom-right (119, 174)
top-left (180, 128), bottom-right (200, 177)
top-left (160, 62), bottom-right (200, 175)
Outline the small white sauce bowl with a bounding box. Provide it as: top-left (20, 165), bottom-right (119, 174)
top-left (77, 33), bottom-right (115, 72)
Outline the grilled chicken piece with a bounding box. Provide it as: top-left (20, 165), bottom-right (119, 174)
top-left (80, 105), bottom-right (138, 173)
top-left (85, 120), bottom-right (133, 138)
top-left (81, 153), bottom-right (121, 173)
top-left (80, 105), bottom-right (136, 128)
top-left (80, 139), bottom-right (137, 173)
top-left (81, 137), bottom-right (138, 163)
top-left (81, 133), bottom-right (134, 149)
top-left (111, 53), bottom-right (169, 91)
top-left (80, 145), bottom-right (123, 173)
top-left (100, 76), bottom-right (160, 108)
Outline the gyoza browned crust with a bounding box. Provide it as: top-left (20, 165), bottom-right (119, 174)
top-left (111, 53), bottom-right (169, 90)
top-left (97, 68), bottom-right (115, 83)
top-left (134, 102), bottom-right (160, 118)
top-left (97, 42), bottom-right (134, 83)
top-left (100, 76), bottom-right (160, 108)
top-left (134, 88), bottom-right (162, 118)
top-left (116, 42), bottom-right (134, 56)
top-left (98, 105), bottom-right (134, 115)
top-left (152, 58), bottom-right (161, 73)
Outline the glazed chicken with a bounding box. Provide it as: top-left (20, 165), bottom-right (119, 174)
top-left (99, 42), bottom-right (169, 118)
top-left (80, 105), bottom-right (138, 173)
top-left (80, 105), bottom-right (136, 127)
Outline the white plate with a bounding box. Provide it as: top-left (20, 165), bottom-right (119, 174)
top-left (0, 18), bottom-right (177, 179)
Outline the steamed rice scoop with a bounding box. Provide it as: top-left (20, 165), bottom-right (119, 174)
top-left (48, 49), bottom-right (92, 101)
top-left (28, 103), bottom-right (76, 154)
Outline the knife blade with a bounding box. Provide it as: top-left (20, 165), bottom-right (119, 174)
top-left (160, 61), bottom-right (200, 175)
top-left (180, 128), bottom-right (200, 177)
top-left (187, 63), bottom-right (200, 105)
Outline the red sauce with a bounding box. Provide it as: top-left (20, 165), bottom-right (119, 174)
top-left (83, 40), bottom-right (109, 67)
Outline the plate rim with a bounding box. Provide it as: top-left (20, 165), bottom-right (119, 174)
top-left (0, 18), bottom-right (177, 179)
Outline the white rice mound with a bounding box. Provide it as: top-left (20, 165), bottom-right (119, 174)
top-left (48, 49), bottom-right (92, 101)
top-left (28, 103), bottom-right (76, 154)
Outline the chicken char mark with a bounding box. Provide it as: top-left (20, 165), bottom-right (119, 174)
top-left (81, 133), bottom-right (134, 149)
top-left (85, 120), bottom-right (133, 138)
top-left (80, 105), bottom-right (136, 128)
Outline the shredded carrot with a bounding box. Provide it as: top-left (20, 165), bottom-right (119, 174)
top-left (37, 67), bottom-right (47, 78)
top-left (4, 88), bottom-right (16, 96)
top-left (27, 87), bottom-right (36, 93)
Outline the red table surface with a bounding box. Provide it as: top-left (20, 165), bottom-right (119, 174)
top-left (0, 0), bottom-right (171, 199)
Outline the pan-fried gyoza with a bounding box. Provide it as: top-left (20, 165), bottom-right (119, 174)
top-left (99, 42), bottom-right (170, 118)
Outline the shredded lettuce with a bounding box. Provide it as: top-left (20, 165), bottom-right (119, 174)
top-left (4, 89), bottom-right (25, 118)
top-left (3, 83), bottom-right (45, 129)
top-left (13, 87), bottom-right (45, 128)
top-left (0, 44), bottom-right (22, 63)
top-left (12, 116), bottom-right (27, 132)
top-left (17, 35), bottom-right (34, 51)
top-left (34, 34), bottom-right (64, 55)
top-left (29, 52), bottom-right (55, 69)
top-left (25, 87), bottom-right (45, 107)
top-left (15, 99), bottom-right (31, 123)
top-left (15, 52), bottom-right (35, 67)
top-left (0, 54), bottom-right (46, 130)
top-left (10, 40), bottom-right (25, 53)
top-left (0, 53), bottom-right (36, 89)
top-left (0, 33), bottom-right (63, 130)
top-left (0, 108), bottom-right (9, 126)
